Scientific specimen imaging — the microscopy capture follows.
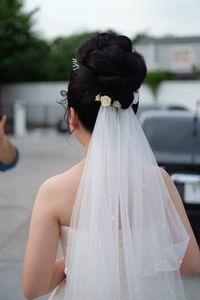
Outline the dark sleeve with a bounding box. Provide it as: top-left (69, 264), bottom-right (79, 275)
top-left (0, 148), bottom-right (19, 172)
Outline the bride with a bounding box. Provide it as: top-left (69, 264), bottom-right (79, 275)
top-left (22, 33), bottom-right (200, 300)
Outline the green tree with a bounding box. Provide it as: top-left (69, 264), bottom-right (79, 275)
top-left (145, 70), bottom-right (175, 96)
top-left (132, 32), bottom-right (149, 44)
top-left (192, 65), bottom-right (200, 80)
top-left (0, 0), bottom-right (49, 82)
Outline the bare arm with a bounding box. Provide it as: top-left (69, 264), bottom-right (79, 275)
top-left (160, 168), bottom-right (200, 276)
top-left (47, 257), bottom-right (66, 293)
top-left (0, 115), bottom-right (17, 164)
top-left (22, 180), bottom-right (66, 299)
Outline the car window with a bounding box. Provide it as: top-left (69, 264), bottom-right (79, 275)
top-left (143, 116), bottom-right (200, 154)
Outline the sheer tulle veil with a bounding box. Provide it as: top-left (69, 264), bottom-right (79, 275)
top-left (64, 103), bottom-right (189, 300)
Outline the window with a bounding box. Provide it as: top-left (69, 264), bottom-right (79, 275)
top-left (143, 116), bottom-right (200, 154)
top-left (174, 50), bottom-right (191, 64)
top-left (171, 47), bottom-right (194, 69)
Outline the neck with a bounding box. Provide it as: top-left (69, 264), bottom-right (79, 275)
top-left (75, 128), bottom-right (91, 152)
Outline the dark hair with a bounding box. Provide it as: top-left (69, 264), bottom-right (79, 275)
top-left (62, 32), bottom-right (147, 133)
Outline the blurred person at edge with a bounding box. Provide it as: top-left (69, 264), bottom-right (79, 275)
top-left (0, 115), bottom-right (19, 172)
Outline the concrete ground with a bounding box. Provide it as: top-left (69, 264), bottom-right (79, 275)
top-left (0, 130), bottom-right (199, 300)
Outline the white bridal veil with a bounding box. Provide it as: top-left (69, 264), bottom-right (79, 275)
top-left (64, 104), bottom-right (189, 300)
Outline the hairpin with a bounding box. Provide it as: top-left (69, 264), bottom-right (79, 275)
top-left (72, 58), bottom-right (79, 71)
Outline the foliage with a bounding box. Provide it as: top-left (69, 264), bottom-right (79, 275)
top-left (0, 0), bottom-right (50, 82)
top-left (192, 67), bottom-right (200, 80)
top-left (145, 70), bottom-right (175, 95)
top-left (132, 32), bottom-right (149, 44)
top-left (0, 1), bottom-right (112, 83)
top-left (0, 0), bottom-right (99, 82)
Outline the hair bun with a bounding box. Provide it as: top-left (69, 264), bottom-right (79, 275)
top-left (76, 33), bottom-right (146, 108)
top-left (66, 33), bottom-right (147, 132)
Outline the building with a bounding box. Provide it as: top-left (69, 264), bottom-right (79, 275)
top-left (135, 36), bottom-right (200, 74)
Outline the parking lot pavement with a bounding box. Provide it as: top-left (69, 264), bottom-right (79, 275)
top-left (0, 130), bottom-right (84, 300)
top-left (0, 130), bottom-right (199, 300)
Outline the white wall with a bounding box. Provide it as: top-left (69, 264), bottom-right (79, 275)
top-left (158, 81), bottom-right (200, 111)
top-left (1, 81), bottom-right (200, 125)
top-left (140, 85), bottom-right (155, 103)
top-left (1, 82), bottom-right (68, 124)
top-left (1, 82), bottom-right (153, 105)
top-left (1, 82), bottom-right (68, 105)
top-left (1, 82), bottom-right (154, 125)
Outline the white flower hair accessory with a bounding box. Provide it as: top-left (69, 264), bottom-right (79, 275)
top-left (112, 100), bottom-right (121, 108)
top-left (133, 90), bottom-right (139, 105)
top-left (95, 94), bottom-right (101, 102)
top-left (72, 58), bottom-right (79, 71)
top-left (101, 96), bottom-right (112, 107)
top-left (95, 94), bottom-right (122, 108)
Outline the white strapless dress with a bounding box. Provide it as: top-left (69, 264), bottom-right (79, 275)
top-left (48, 225), bottom-right (127, 299)
top-left (48, 226), bottom-right (70, 299)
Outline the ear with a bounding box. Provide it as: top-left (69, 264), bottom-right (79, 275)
top-left (68, 107), bottom-right (79, 130)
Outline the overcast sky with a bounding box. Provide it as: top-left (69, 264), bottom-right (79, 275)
top-left (25, 0), bottom-right (200, 40)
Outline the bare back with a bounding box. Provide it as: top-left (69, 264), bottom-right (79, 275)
top-left (49, 159), bottom-right (85, 227)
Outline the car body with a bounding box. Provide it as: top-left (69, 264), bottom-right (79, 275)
top-left (137, 103), bottom-right (188, 120)
top-left (56, 119), bottom-right (68, 133)
top-left (140, 111), bottom-right (200, 244)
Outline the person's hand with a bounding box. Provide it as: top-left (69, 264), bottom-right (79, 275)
top-left (0, 115), bottom-right (7, 144)
top-left (0, 115), bottom-right (17, 165)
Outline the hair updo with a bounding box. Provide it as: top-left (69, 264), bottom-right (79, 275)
top-left (64, 32), bottom-right (147, 133)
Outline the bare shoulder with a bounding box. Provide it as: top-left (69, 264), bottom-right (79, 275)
top-left (40, 160), bottom-right (84, 195)
top-left (35, 160), bottom-right (85, 226)
top-left (159, 167), bottom-right (177, 197)
top-left (159, 166), bottom-right (191, 231)
top-left (159, 167), bottom-right (171, 182)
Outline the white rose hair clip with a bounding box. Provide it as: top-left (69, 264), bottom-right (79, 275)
top-left (95, 91), bottom-right (140, 108)
top-left (95, 94), bottom-right (121, 108)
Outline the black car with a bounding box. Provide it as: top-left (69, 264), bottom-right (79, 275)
top-left (140, 111), bottom-right (200, 244)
